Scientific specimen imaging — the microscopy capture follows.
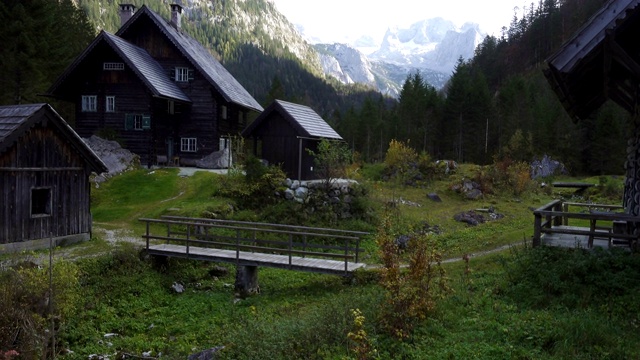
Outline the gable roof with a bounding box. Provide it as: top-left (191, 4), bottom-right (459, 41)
top-left (0, 104), bottom-right (108, 173)
top-left (47, 31), bottom-right (191, 103)
top-left (242, 100), bottom-right (342, 140)
top-left (545, 0), bottom-right (640, 120)
top-left (117, 5), bottom-right (263, 113)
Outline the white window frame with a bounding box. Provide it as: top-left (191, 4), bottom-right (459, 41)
top-left (103, 62), bottom-right (124, 70)
top-left (175, 67), bottom-right (189, 82)
top-left (81, 95), bottom-right (97, 112)
top-left (105, 96), bottom-right (115, 113)
top-left (181, 138), bottom-right (197, 152)
top-left (133, 114), bottom-right (143, 130)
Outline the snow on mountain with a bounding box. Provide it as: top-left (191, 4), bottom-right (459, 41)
top-left (315, 43), bottom-right (376, 85)
top-left (316, 18), bottom-right (486, 96)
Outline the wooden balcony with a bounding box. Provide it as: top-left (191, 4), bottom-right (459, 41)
top-left (533, 200), bottom-right (639, 250)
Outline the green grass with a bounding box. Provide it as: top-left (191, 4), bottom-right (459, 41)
top-left (5, 164), bottom-right (638, 359)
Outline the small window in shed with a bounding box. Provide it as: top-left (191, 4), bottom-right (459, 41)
top-left (31, 187), bottom-right (52, 217)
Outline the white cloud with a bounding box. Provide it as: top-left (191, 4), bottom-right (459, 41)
top-left (272, 0), bottom-right (523, 43)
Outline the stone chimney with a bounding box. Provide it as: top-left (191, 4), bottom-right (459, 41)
top-left (170, 4), bottom-right (183, 30)
top-left (119, 4), bottom-right (136, 27)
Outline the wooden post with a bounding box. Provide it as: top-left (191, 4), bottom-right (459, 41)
top-left (355, 237), bottom-right (360, 263)
top-left (588, 219), bottom-right (596, 249)
top-left (236, 229), bottom-right (240, 264)
top-left (235, 266), bottom-right (259, 298)
top-left (288, 234), bottom-right (293, 269)
top-left (344, 239), bottom-right (349, 274)
top-left (562, 203), bottom-right (569, 226)
top-left (533, 213), bottom-right (542, 247)
top-left (146, 221), bottom-right (150, 250)
top-left (186, 224), bottom-right (190, 257)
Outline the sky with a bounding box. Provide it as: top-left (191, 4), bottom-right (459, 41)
top-left (271, 0), bottom-right (524, 44)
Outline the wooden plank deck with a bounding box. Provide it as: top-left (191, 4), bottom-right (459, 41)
top-left (147, 243), bottom-right (367, 275)
top-left (540, 225), bottom-right (630, 250)
top-left (541, 226), bottom-right (610, 249)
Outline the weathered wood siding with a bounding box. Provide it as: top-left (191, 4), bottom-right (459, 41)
top-left (67, 16), bottom-right (253, 165)
top-left (0, 122), bottom-right (92, 244)
top-left (249, 114), bottom-right (320, 179)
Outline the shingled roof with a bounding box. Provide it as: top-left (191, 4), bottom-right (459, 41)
top-left (242, 100), bottom-right (342, 139)
top-left (0, 104), bottom-right (108, 173)
top-left (47, 31), bottom-right (191, 103)
top-left (545, 0), bottom-right (640, 120)
top-left (117, 5), bottom-right (263, 113)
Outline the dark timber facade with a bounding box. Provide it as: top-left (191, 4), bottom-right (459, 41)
top-left (0, 104), bottom-right (107, 252)
top-left (47, 4), bottom-right (263, 166)
top-left (242, 100), bottom-right (343, 180)
top-left (542, 0), bottom-right (640, 248)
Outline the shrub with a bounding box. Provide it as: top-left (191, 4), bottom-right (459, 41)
top-left (376, 214), bottom-right (450, 340)
top-left (216, 165), bottom-right (286, 210)
top-left (0, 259), bottom-right (80, 359)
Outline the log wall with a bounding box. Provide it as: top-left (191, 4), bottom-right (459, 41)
top-left (0, 123), bottom-right (93, 244)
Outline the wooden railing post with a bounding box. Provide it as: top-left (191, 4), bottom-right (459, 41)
top-left (302, 235), bottom-right (307, 258)
top-left (236, 229), bottom-right (240, 264)
top-left (344, 239), bottom-right (349, 274)
top-left (355, 237), bottom-right (360, 263)
top-left (186, 224), bottom-right (190, 257)
top-left (288, 234), bottom-right (293, 269)
top-left (533, 212), bottom-right (541, 247)
top-left (562, 203), bottom-right (569, 226)
top-left (146, 220), bottom-right (150, 250)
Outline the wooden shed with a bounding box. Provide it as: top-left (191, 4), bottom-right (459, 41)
top-left (0, 103), bottom-right (108, 253)
top-left (242, 100), bottom-right (343, 180)
top-left (545, 0), bottom-right (640, 218)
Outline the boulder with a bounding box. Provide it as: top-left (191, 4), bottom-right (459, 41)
top-left (427, 193), bottom-right (442, 202)
top-left (83, 135), bottom-right (138, 182)
top-left (530, 155), bottom-right (567, 179)
top-left (195, 147), bottom-right (232, 169)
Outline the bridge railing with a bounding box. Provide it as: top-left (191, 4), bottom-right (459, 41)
top-left (532, 200), bottom-right (638, 248)
top-left (139, 216), bottom-right (369, 273)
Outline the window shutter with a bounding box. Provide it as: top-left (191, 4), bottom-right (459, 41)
top-left (188, 68), bottom-right (195, 81)
top-left (142, 115), bottom-right (151, 129)
top-left (169, 67), bottom-right (175, 80)
top-left (125, 114), bottom-right (134, 130)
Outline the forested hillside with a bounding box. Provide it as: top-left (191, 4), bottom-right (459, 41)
top-left (335, 0), bottom-right (629, 174)
top-left (0, 0), bottom-right (628, 174)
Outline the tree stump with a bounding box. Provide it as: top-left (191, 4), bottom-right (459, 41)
top-left (235, 266), bottom-right (259, 298)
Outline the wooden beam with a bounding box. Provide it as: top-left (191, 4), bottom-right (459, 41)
top-left (0, 167), bottom-right (84, 171)
top-left (608, 35), bottom-right (640, 80)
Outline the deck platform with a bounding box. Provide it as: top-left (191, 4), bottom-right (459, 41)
top-left (147, 243), bottom-right (367, 275)
top-left (540, 226), bottom-right (620, 249)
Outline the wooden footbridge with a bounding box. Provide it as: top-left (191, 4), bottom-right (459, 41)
top-left (139, 216), bottom-right (369, 276)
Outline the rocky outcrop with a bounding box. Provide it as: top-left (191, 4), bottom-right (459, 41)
top-left (83, 135), bottom-right (138, 184)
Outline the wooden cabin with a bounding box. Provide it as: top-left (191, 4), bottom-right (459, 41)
top-left (242, 100), bottom-right (343, 180)
top-left (47, 4), bottom-right (263, 167)
top-left (0, 104), bottom-right (108, 253)
top-left (539, 0), bottom-right (640, 248)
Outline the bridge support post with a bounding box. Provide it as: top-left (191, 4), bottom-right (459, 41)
top-left (235, 266), bottom-right (259, 298)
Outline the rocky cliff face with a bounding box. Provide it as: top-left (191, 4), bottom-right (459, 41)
top-left (315, 18), bottom-right (486, 96)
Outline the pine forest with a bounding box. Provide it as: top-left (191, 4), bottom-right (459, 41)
top-left (0, 0), bottom-right (627, 174)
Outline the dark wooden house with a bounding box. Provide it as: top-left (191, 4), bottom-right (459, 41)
top-left (0, 103), bottom-right (108, 253)
top-left (545, 0), bottom-right (640, 217)
top-left (242, 100), bottom-right (343, 180)
top-left (47, 3), bottom-right (263, 166)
